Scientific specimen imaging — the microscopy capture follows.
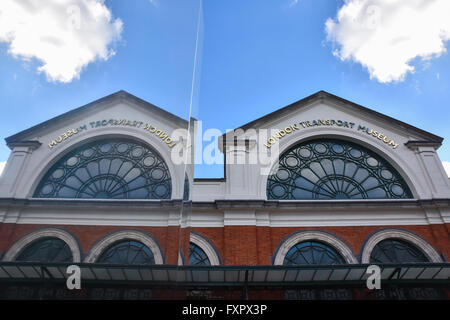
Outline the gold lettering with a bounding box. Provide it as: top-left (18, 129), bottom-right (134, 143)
top-left (389, 140), bottom-right (398, 149)
top-left (48, 140), bottom-right (57, 148)
top-left (141, 124), bottom-right (175, 149)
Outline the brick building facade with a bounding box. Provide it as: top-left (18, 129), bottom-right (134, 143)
top-left (0, 91), bottom-right (449, 300)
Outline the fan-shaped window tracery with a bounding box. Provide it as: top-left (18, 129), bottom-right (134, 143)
top-left (370, 239), bottom-right (429, 263)
top-left (283, 241), bottom-right (345, 265)
top-left (15, 237), bottom-right (73, 263)
top-left (267, 139), bottom-right (412, 200)
top-left (34, 139), bottom-right (171, 199)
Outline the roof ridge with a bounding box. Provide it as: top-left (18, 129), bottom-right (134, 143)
top-left (5, 90), bottom-right (189, 145)
top-left (220, 90), bottom-right (443, 144)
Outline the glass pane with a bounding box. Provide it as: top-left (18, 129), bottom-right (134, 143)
top-left (370, 239), bottom-right (429, 263)
top-left (268, 139), bottom-right (413, 200)
top-left (16, 237), bottom-right (73, 263)
top-left (97, 240), bottom-right (155, 265)
top-left (34, 139), bottom-right (172, 199)
top-left (189, 243), bottom-right (210, 266)
top-left (283, 241), bottom-right (345, 265)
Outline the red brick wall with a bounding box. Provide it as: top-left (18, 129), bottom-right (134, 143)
top-left (0, 224), bottom-right (181, 263)
top-left (191, 224), bottom-right (450, 265)
top-left (0, 223), bottom-right (449, 264)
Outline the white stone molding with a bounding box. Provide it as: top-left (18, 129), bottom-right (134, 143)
top-left (2, 227), bottom-right (81, 262)
top-left (273, 230), bottom-right (358, 265)
top-left (361, 228), bottom-right (443, 263)
top-left (84, 229), bottom-right (164, 264)
top-left (190, 232), bottom-right (221, 265)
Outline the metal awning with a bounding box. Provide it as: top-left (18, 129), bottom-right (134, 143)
top-left (0, 262), bottom-right (448, 286)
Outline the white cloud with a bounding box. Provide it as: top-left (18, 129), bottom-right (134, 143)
top-left (325, 0), bottom-right (450, 83)
top-left (443, 161), bottom-right (450, 178)
top-left (0, 161), bottom-right (5, 177)
top-left (0, 0), bottom-right (123, 83)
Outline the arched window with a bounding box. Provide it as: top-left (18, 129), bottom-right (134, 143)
top-left (34, 139), bottom-right (171, 199)
top-left (15, 237), bottom-right (73, 263)
top-left (369, 239), bottom-right (429, 264)
top-left (189, 242), bottom-right (211, 266)
top-left (283, 241), bottom-right (346, 265)
top-left (97, 240), bottom-right (155, 264)
top-left (267, 139), bottom-right (412, 200)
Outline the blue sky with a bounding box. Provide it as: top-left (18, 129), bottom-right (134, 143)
top-left (0, 0), bottom-right (450, 178)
